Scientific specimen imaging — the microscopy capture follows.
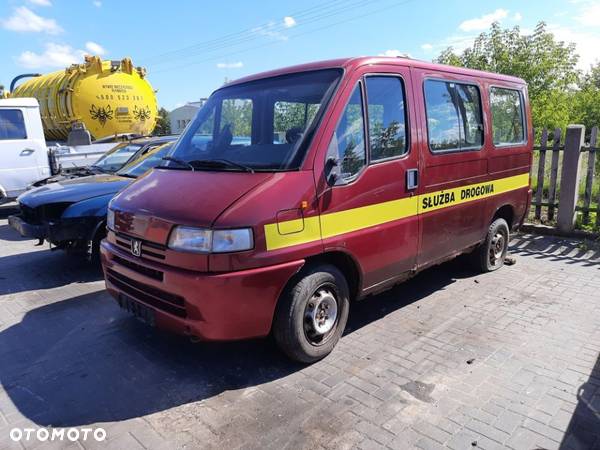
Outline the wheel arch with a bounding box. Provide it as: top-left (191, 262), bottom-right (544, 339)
top-left (302, 250), bottom-right (363, 302)
top-left (491, 204), bottom-right (515, 229)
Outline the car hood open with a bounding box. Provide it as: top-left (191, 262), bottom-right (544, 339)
top-left (18, 175), bottom-right (132, 208)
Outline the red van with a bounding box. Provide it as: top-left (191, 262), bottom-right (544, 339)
top-left (101, 57), bottom-right (532, 362)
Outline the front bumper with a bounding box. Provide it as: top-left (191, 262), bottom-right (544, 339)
top-left (100, 239), bottom-right (305, 341)
top-left (8, 214), bottom-right (46, 239)
top-left (8, 214), bottom-right (99, 243)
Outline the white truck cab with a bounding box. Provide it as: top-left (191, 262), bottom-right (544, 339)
top-left (0, 98), bottom-right (49, 202)
top-left (0, 98), bottom-right (123, 204)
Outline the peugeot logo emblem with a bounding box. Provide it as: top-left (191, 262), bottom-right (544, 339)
top-left (131, 239), bottom-right (142, 257)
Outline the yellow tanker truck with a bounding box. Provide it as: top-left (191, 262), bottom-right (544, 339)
top-left (9, 55), bottom-right (158, 140)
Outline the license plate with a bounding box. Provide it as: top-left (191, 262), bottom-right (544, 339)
top-left (118, 295), bottom-right (155, 326)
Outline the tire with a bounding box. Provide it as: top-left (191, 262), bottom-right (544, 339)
top-left (473, 218), bottom-right (510, 273)
top-left (89, 223), bottom-right (107, 264)
top-left (273, 264), bottom-right (350, 363)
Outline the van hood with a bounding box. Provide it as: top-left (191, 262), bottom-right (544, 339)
top-left (111, 169), bottom-right (273, 238)
top-left (18, 175), bottom-right (131, 208)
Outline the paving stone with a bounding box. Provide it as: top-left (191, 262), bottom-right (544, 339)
top-left (493, 409), bottom-right (524, 434)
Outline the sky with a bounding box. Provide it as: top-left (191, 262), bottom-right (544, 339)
top-left (0, 0), bottom-right (599, 111)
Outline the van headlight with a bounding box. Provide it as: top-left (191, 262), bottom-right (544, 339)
top-left (212, 229), bottom-right (254, 253)
top-left (107, 208), bottom-right (115, 230)
top-left (168, 226), bottom-right (253, 253)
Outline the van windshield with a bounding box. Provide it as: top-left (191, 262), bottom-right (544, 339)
top-left (166, 69), bottom-right (342, 171)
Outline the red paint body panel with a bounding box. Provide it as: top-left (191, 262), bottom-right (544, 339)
top-left (311, 64), bottom-right (419, 290)
top-left (101, 240), bottom-right (304, 340)
top-left (101, 56), bottom-right (533, 342)
top-left (211, 171), bottom-right (322, 272)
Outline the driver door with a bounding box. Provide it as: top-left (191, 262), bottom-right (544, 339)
top-left (315, 67), bottom-right (419, 293)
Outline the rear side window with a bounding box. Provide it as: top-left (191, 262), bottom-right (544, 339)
top-left (327, 84), bottom-right (366, 181)
top-left (0, 109), bottom-right (27, 140)
top-left (365, 76), bottom-right (407, 161)
top-left (490, 87), bottom-right (525, 145)
top-left (424, 80), bottom-right (483, 152)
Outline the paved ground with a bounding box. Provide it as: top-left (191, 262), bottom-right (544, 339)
top-left (1, 203), bottom-right (600, 450)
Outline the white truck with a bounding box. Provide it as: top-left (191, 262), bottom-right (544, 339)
top-left (0, 98), bottom-right (121, 203)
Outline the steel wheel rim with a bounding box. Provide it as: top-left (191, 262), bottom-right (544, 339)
top-left (304, 285), bottom-right (339, 346)
top-left (489, 231), bottom-right (506, 266)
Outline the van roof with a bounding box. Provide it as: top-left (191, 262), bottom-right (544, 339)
top-left (226, 56), bottom-right (526, 87)
top-left (0, 97), bottom-right (40, 108)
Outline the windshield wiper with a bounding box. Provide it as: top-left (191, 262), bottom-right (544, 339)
top-left (89, 165), bottom-right (109, 174)
top-left (161, 156), bottom-right (195, 171)
top-left (189, 159), bottom-right (254, 173)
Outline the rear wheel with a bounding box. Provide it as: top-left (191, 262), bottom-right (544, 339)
top-left (273, 264), bottom-right (350, 363)
top-left (474, 218), bottom-right (509, 272)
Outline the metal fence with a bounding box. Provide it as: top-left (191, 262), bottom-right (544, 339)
top-left (531, 125), bottom-right (599, 229)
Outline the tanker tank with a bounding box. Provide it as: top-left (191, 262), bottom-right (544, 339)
top-left (10, 56), bottom-right (158, 140)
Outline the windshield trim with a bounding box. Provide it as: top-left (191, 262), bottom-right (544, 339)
top-left (168, 68), bottom-right (344, 173)
top-left (290, 67), bottom-right (345, 170)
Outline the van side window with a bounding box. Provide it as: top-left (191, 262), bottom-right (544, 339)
top-left (220, 98), bottom-right (252, 146)
top-left (424, 80), bottom-right (483, 152)
top-left (273, 101), bottom-right (319, 144)
top-left (490, 87), bottom-right (525, 145)
top-left (366, 76), bottom-right (407, 161)
top-left (0, 109), bottom-right (27, 140)
top-left (327, 84), bottom-right (366, 181)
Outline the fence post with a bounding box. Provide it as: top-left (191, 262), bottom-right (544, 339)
top-left (547, 128), bottom-right (562, 221)
top-left (534, 129), bottom-right (548, 220)
top-left (557, 125), bottom-right (585, 232)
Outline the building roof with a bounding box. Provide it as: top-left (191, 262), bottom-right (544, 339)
top-left (224, 56), bottom-right (526, 88)
top-left (170, 103), bottom-right (203, 114)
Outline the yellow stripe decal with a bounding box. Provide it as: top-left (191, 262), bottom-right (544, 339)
top-left (418, 172), bottom-right (529, 214)
top-left (264, 216), bottom-right (322, 251)
top-left (320, 196), bottom-right (418, 239)
top-left (264, 173), bottom-right (529, 251)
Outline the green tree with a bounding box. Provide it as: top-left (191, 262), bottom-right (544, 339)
top-left (221, 99), bottom-right (253, 137)
top-left (435, 22), bottom-right (581, 131)
top-left (153, 107), bottom-right (171, 135)
top-left (572, 63), bottom-right (600, 131)
top-left (582, 63), bottom-right (600, 89)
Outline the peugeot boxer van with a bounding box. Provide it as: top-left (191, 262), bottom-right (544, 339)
top-left (101, 57), bottom-right (532, 362)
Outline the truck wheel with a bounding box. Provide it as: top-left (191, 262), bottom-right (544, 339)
top-left (474, 218), bottom-right (509, 273)
top-left (273, 264), bottom-right (350, 363)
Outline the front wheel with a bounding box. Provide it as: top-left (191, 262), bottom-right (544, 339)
top-left (88, 222), bottom-right (107, 264)
top-left (273, 264), bottom-right (350, 363)
top-left (474, 218), bottom-right (509, 273)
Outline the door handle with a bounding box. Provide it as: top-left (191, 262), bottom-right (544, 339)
top-left (406, 168), bottom-right (418, 190)
top-left (20, 148), bottom-right (35, 156)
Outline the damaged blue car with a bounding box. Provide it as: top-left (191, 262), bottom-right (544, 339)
top-left (9, 142), bottom-right (173, 261)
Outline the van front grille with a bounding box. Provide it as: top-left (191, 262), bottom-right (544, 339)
top-left (114, 232), bottom-right (166, 260)
top-left (113, 255), bottom-right (163, 281)
top-left (106, 268), bottom-right (186, 318)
